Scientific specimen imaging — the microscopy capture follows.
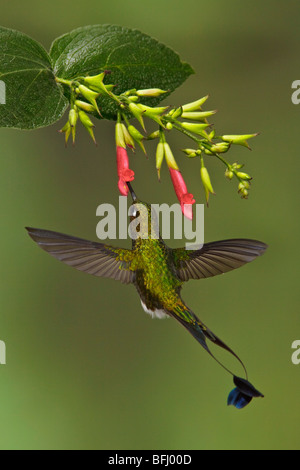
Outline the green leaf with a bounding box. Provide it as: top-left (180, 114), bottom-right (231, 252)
top-left (50, 25), bottom-right (194, 120)
top-left (0, 27), bottom-right (68, 129)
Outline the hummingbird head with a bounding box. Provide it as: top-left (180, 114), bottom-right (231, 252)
top-left (126, 182), bottom-right (160, 241)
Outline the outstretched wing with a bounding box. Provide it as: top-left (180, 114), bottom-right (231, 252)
top-left (26, 227), bottom-right (135, 284)
top-left (173, 239), bottom-right (267, 281)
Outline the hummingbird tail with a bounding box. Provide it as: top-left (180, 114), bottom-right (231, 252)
top-left (170, 305), bottom-right (264, 409)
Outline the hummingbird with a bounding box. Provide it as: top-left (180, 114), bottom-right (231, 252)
top-left (26, 183), bottom-right (267, 409)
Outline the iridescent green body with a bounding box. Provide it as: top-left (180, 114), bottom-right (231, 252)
top-left (119, 199), bottom-right (192, 321)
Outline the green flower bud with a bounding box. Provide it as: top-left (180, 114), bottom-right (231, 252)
top-left (83, 72), bottom-right (106, 89)
top-left (68, 108), bottom-right (78, 143)
top-left (75, 100), bottom-right (96, 113)
top-left (236, 171), bottom-right (252, 180)
top-left (115, 122), bottom-right (126, 148)
top-left (136, 103), bottom-right (168, 115)
top-left (59, 120), bottom-right (71, 146)
top-left (182, 148), bottom-right (202, 158)
top-left (83, 72), bottom-right (115, 98)
top-left (222, 133), bottom-right (258, 149)
top-left (182, 96), bottom-right (209, 112)
top-left (238, 183), bottom-right (249, 199)
top-left (181, 110), bottom-right (217, 122)
top-left (128, 102), bottom-right (146, 131)
top-left (156, 142), bottom-right (165, 180)
top-left (146, 130), bottom-right (160, 140)
top-left (180, 122), bottom-right (210, 136)
top-left (163, 143), bottom-right (179, 170)
top-left (200, 166), bottom-right (215, 206)
top-left (225, 168), bottom-right (234, 180)
top-left (166, 122), bottom-right (173, 130)
top-left (232, 162), bottom-right (244, 170)
top-left (170, 107), bottom-right (183, 119)
top-left (135, 103), bottom-right (168, 127)
top-left (182, 148), bottom-right (198, 156)
top-left (78, 110), bottom-right (93, 127)
top-left (127, 95), bottom-right (139, 102)
top-left (78, 110), bottom-right (96, 145)
top-left (69, 108), bottom-right (78, 128)
top-left (209, 142), bottom-right (230, 154)
top-left (77, 85), bottom-right (101, 115)
top-left (136, 88), bottom-right (167, 97)
top-left (121, 123), bottom-right (135, 150)
top-left (127, 124), bottom-right (146, 154)
top-left (241, 180), bottom-right (250, 189)
top-left (127, 124), bottom-right (144, 142)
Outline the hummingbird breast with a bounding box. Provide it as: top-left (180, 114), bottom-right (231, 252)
top-left (132, 238), bottom-right (183, 316)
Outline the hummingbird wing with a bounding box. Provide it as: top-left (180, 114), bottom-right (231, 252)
top-left (26, 227), bottom-right (135, 284)
top-left (173, 239), bottom-right (267, 281)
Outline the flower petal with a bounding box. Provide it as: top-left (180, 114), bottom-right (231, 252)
top-left (169, 168), bottom-right (187, 198)
top-left (181, 203), bottom-right (194, 220)
top-left (118, 178), bottom-right (129, 196)
top-left (119, 168), bottom-right (135, 182)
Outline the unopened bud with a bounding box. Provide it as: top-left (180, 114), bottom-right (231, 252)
top-left (146, 130), bottom-right (160, 140)
top-left (136, 103), bottom-right (168, 117)
top-left (115, 122), bottom-right (126, 148)
top-left (182, 148), bottom-right (201, 158)
top-left (78, 110), bottom-right (96, 144)
top-left (222, 133), bottom-right (258, 149)
top-left (209, 142), bottom-right (230, 154)
top-left (59, 120), bottom-right (71, 145)
top-left (200, 166), bottom-right (215, 205)
top-left (83, 72), bottom-right (106, 90)
top-left (238, 183), bottom-right (249, 199)
top-left (121, 123), bottom-right (135, 150)
top-left (127, 95), bottom-right (139, 102)
top-left (236, 171), bottom-right (252, 181)
top-left (232, 162), bottom-right (244, 170)
top-left (128, 102), bottom-right (146, 130)
top-left (181, 110), bottom-right (217, 122)
top-left (170, 107), bottom-right (183, 119)
top-left (136, 88), bottom-right (167, 97)
top-left (180, 122), bottom-right (210, 136)
top-left (69, 108), bottom-right (78, 143)
top-left (156, 142), bottom-right (165, 180)
top-left (69, 108), bottom-right (78, 128)
top-left (77, 85), bottom-right (101, 115)
top-left (83, 72), bottom-right (114, 98)
top-left (164, 143), bottom-right (179, 170)
top-left (225, 168), bottom-right (234, 180)
top-left (182, 96), bottom-right (209, 112)
top-left (75, 100), bottom-right (96, 113)
top-left (127, 125), bottom-right (146, 154)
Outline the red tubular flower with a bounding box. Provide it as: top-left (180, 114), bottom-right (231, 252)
top-left (169, 168), bottom-right (195, 220)
top-left (117, 146), bottom-right (135, 196)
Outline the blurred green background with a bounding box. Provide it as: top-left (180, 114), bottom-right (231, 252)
top-left (0, 0), bottom-right (299, 450)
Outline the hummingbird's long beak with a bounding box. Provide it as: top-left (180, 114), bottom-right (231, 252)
top-left (127, 182), bottom-right (138, 202)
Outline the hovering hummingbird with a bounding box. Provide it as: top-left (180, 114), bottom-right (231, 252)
top-left (26, 183), bottom-right (267, 409)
